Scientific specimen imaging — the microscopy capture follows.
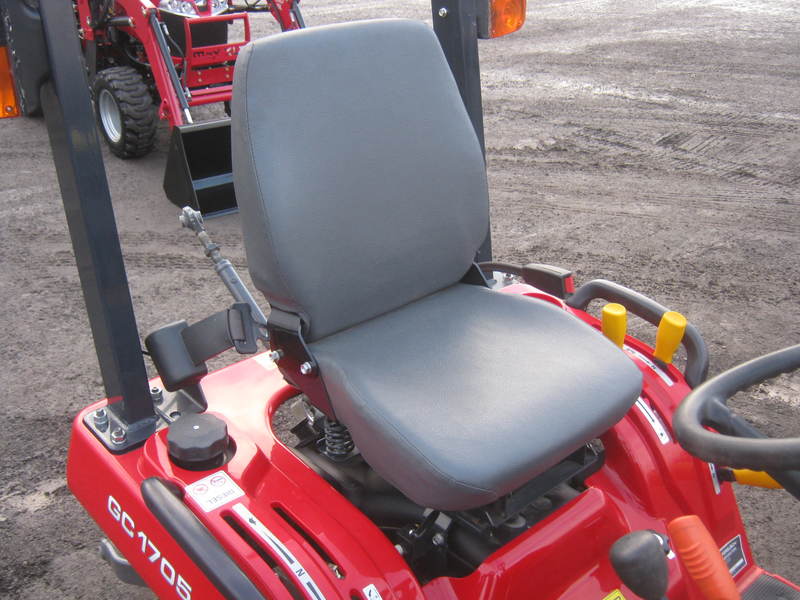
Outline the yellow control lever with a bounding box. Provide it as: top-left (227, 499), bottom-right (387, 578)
top-left (602, 303), bottom-right (627, 348)
top-left (654, 311), bottom-right (687, 363)
top-left (733, 469), bottom-right (782, 489)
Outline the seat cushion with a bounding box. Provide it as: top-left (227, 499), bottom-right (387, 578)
top-left (310, 284), bottom-right (642, 510)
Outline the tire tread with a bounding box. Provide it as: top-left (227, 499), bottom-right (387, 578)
top-left (93, 66), bottom-right (157, 158)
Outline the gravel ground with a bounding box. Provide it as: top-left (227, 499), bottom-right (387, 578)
top-left (0, 0), bottom-right (798, 597)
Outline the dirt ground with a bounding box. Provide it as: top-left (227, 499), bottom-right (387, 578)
top-left (1, 0), bottom-right (799, 597)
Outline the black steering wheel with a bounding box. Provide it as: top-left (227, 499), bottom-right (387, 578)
top-left (673, 344), bottom-right (800, 500)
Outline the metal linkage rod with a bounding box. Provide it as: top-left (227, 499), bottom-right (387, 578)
top-left (179, 207), bottom-right (269, 336)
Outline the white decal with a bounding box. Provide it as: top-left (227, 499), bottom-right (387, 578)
top-left (708, 463), bottom-right (721, 495)
top-left (186, 471), bottom-right (244, 513)
top-left (233, 503), bottom-right (327, 600)
top-left (107, 495), bottom-right (192, 599)
top-left (363, 584), bottom-right (384, 600)
top-left (624, 345), bottom-right (674, 387)
top-left (635, 397), bottom-right (671, 445)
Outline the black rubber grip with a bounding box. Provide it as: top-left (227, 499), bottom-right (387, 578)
top-left (141, 478), bottom-right (265, 600)
top-left (566, 279), bottom-right (709, 388)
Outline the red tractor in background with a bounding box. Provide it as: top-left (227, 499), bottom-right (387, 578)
top-left (3, 0), bottom-right (303, 215)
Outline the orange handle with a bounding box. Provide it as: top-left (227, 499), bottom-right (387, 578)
top-left (667, 515), bottom-right (741, 600)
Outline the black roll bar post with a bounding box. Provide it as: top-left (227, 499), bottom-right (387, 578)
top-left (36, 0), bottom-right (156, 451)
top-left (432, 0), bottom-right (493, 263)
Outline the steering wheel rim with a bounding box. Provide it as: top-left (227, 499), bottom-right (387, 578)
top-left (673, 344), bottom-right (800, 471)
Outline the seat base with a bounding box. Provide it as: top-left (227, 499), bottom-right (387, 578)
top-left (310, 284), bottom-right (642, 510)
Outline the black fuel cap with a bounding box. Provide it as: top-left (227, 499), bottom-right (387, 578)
top-left (167, 413), bottom-right (229, 471)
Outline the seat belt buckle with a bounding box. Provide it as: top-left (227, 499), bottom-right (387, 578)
top-left (228, 303), bottom-right (259, 354)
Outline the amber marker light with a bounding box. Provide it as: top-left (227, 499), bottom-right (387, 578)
top-left (489, 0), bottom-right (526, 38)
top-left (0, 47), bottom-right (20, 119)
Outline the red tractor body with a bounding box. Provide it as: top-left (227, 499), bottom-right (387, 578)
top-left (67, 283), bottom-right (799, 599)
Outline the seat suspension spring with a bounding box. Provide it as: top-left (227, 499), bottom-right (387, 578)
top-left (323, 418), bottom-right (354, 460)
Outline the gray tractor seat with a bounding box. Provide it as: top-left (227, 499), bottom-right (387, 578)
top-left (311, 284), bottom-right (642, 510)
top-left (231, 19), bottom-right (642, 510)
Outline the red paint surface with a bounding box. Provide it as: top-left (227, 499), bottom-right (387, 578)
top-left (68, 286), bottom-right (799, 599)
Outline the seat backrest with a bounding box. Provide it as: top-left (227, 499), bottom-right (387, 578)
top-left (232, 19), bottom-right (489, 341)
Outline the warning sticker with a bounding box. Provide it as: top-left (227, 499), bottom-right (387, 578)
top-left (185, 471), bottom-right (245, 513)
top-left (602, 590), bottom-right (627, 600)
top-left (720, 534), bottom-right (747, 577)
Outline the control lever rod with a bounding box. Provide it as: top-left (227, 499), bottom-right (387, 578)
top-left (179, 207), bottom-right (269, 339)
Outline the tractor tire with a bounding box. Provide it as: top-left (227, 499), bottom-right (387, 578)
top-left (92, 66), bottom-right (157, 158)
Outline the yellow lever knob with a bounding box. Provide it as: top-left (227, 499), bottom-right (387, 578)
top-left (733, 469), bottom-right (782, 489)
top-left (601, 303), bottom-right (627, 347)
top-left (654, 311), bottom-right (687, 364)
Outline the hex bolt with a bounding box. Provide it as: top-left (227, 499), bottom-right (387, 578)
top-left (110, 427), bottom-right (127, 445)
top-left (432, 533), bottom-right (446, 546)
top-left (93, 408), bottom-right (109, 431)
top-left (299, 361), bottom-right (313, 375)
top-left (268, 349), bottom-right (284, 362)
top-left (438, 7), bottom-right (448, 17)
top-left (150, 386), bottom-right (164, 404)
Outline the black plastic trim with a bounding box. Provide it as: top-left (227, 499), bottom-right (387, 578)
top-left (267, 309), bottom-right (336, 418)
top-left (141, 477), bottom-right (266, 600)
top-left (566, 279), bottom-right (709, 388)
top-left (479, 261), bottom-right (573, 299)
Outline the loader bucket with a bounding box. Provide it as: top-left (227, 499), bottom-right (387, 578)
top-left (163, 119), bottom-right (237, 217)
